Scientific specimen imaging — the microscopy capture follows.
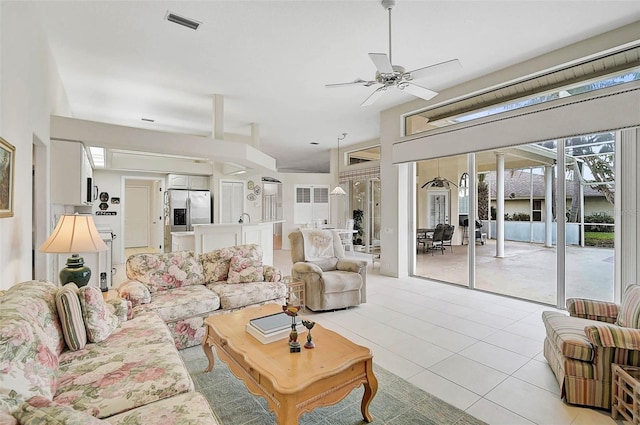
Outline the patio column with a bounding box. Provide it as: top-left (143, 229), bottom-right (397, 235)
top-left (496, 153), bottom-right (505, 258)
top-left (544, 165), bottom-right (553, 247)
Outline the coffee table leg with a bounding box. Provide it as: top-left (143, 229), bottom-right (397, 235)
top-left (202, 329), bottom-right (215, 372)
top-left (361, 360), bottom-right (378, 422)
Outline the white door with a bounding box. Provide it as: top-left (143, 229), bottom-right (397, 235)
top-left (125, 186), bottom-right (150, 247)
top-left (427, 190), bottom-right (450, 228)
top-left (220, 180), bottom-right (244, 223)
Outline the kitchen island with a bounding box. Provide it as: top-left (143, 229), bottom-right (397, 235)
top-left (191, 221), bottom-right (284, 266)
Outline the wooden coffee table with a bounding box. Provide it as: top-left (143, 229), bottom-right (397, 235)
top-left (202, 304), bottom-right (378, 424)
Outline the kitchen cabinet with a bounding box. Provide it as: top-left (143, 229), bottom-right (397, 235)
top-left (167, 174), bottom-right (210, 190)
top-left (51, 140), bottom-right (95, 206)
top-left (171, 231), bottom-right (195, 251)
top-left (192, 221), bottom-right (282, 266)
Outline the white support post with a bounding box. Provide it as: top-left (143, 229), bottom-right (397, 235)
top-left (212, 94), bottom-right (224, 140)
top-left (556, 140), bottom-right (567, 310)
top-left (468, 153), bottom-right (476, 289)
top-left (496, 153), bottom-right (505, 258)
top-left (545, 165), bottom-right (553, 248)
top-left (251, 123), bottom-right (261, 150)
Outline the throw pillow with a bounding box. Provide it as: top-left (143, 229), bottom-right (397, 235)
top-left (200, 247), bottom-right (235, 282)
top-left (105, 298), bottom-right (132, 322)
top-left (55, 283), bottom-right (87, 351)
top-left (263, 265), bottom-right (282, 282)
top-left (227, 256), bottom-right (264, 284)
top-left (617, 284), bottom-right (640, 328)
top-left (14, 397), bottom-right (105, 424)
top-left (117, 280), bottom-right (151, 306)
top-left (78, 286), bottom-right (119, 343)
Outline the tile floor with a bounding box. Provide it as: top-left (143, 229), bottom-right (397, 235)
top-left (124, 246), bottom-right (159, 258)
top-left (111, 248), bottom-right (622, 424)
top-left (270, 250), bottom-right (623, 425)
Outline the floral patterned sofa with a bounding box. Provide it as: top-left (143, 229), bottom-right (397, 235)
top-left (118, 244), bottom-right (287, 349)
top-left (0, 280), bottom-right (217, 424)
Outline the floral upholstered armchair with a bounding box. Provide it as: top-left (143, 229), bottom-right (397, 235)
top-left (288, 229), bottom-right (367, 311)
top-left (543, 284), bottom-right (640, 409)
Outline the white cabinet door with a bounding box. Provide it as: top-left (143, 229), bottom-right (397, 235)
top-left (168, 174), bottom-right (189, 189)
top-left (51, 140), bottom-right (93, 206)
top-left (189, 175), bottom-right (209, 190)
top-left (220, 181), bottom-right (244, 223)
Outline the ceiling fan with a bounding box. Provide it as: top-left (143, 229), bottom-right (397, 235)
top-left (326, 0), bottom-right (461, 107)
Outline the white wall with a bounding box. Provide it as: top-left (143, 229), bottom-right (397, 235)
top-left (240, 171), bottom-right (335, 251)
top-left (0, 2), bottom-right (71, 289)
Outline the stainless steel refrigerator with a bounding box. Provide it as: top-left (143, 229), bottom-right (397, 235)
top-left (164, 189), bottom-right (212, 252)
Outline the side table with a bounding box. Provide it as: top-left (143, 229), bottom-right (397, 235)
top-left (283, 277), bottom-right (305, 312)
top-left (612, 363), bottom-right (640, 423)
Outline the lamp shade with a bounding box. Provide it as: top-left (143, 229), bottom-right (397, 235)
top-left (40, 214), bottom-right (108, 253)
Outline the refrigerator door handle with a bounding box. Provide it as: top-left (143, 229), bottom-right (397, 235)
top-left (186, 196), bottom-right (191, 231)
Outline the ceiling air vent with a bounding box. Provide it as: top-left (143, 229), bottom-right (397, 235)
top-left (165, 11), bottom-right (201, 30)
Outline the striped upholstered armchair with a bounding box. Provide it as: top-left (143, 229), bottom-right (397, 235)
top-left (543, 284), bottom-right (640, 409)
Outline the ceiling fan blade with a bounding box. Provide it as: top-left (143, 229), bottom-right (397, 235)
top-left (361, 86), bottom-right (387, 107)
top-left (399, 82), bottom-right (439, 101)
top-left (406, 59), bottom-right (461, 81)
top-left (368, 53), bottom-right (394, 74)
top-left (325, 79), bottom-right (375, 88)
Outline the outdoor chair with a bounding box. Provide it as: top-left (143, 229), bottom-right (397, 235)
top-left (339, 219), bottom-right (355, 254)
top-left (416, 228), bottom-right (429, 252)
top-left (428, 224), bottom-right (446, 255)
top-left (442, 224), bottom-right (455, 253)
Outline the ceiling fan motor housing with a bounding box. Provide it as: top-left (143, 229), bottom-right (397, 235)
top-left (381, 0), bottom-right (396, 11)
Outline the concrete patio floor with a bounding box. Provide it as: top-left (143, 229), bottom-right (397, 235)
top-left (415, 239), bottom-right (615, 305)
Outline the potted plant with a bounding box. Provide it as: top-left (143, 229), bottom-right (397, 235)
top-left (352, 209), bottom-right (364, 247)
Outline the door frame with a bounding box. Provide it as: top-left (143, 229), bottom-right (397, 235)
top-left (121, 176), bottom-right (164, 261)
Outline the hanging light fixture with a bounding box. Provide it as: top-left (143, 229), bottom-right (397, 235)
top-left (421, 158), bottom-right (458, 190)
top-left (330, 133), bottom-right (347, 196)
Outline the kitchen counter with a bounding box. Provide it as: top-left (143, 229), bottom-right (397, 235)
top-left (171, 231), bottom-right (195, 251)
top-left (192, 221), bottom-right (284, 266)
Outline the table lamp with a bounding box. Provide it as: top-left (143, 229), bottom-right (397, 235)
top-left (40, 213), bottom-right (108, 287)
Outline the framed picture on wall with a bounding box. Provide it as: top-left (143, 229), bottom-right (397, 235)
top-left (0, 137), bottom-right (15, 218)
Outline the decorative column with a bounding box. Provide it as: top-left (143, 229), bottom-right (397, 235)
top-left (468, 153), bottom-right (476, 289)
top-left (544, 165), bottom-right (553, 248)
top-left (496, 152), bottom-right (505, 258)
top-left (212, 94), bottom-right (224, 140)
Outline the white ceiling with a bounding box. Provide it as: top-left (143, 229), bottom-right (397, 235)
top-left (28, 1), bottom-right (640, 173)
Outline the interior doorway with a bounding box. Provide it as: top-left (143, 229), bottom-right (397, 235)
top-left (122, 177), bottom-right (163, 260)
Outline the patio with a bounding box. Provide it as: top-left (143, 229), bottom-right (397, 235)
top-left (415, 239), bottom-right (615, 305)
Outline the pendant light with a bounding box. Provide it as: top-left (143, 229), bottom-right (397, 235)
top-left (331, 133), bottom-right (347, 196)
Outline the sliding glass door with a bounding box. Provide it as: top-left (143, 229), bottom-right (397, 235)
top-left (413, 133), bottom-right (616, 305)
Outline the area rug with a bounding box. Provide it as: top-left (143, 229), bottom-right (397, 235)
top-left (180, 346), bottom-right (486, 425)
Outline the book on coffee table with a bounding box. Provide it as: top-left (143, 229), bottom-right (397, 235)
top-left (246, 312), bottom-right (306, 344)
top-left (249, 312), bottom-right (292, 334)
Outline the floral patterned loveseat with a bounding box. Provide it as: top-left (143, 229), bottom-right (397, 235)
top-left (0, 280), bottom-right (217, 424)
top-left (118, 244), bottom-right (287, 349)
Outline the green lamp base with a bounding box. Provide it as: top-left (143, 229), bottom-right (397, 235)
top-left (59, 254), bottom-right (92, 288)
